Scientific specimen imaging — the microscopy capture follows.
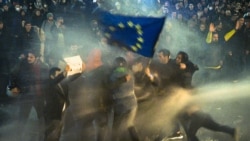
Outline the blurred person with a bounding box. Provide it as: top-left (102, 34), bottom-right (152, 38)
top-left (109, 1), bottom-right (121, 13)
top-left (51, 16), bottom-right (66, 48)
top-left (146, 49), bottom-right (181, 95)
top-left (220, 50), bottom-right (239, 81)
top-left (158, 1), bottom-right (170, 16)
top-left (171, 11), bottom-right (178, 19)
top-left (185, 3), bottom-right (196, 20)
top-left (203, 7), bottom-right (209, 19)
top-left (1, 4), bottom-right (11, 27)
top-left (60, 48), bottom-right (112, 141)
top-left (20, 9), bottom-right (29, 27)
top-left (196, 2), bottom-right (203, 11)
top-left (187, 14), bottom-right (198, 31)
top-left (31, 9), bottom-right (44, 28)
top-left (44, 64), bottom-right (81, 141)
top-left (200, 0), bottom-right (206, 8)
top-left (20, 21), bottom-right (41, 55)
top-left (195, 22), bottom-right (208, 65)
top-left (147, 49), bottom-right (188, 141)
top-left (41, 12), bottom-right (55, 62)
top-left (124, 51), bottom-right (137, 67)
top-left (172, 2), bottom-right (182, 15)
top-left (178, 1), bottom-right (185, 12)
top-left (177, 12), bottom-right (185, 23)
top-left (221, 9), bottom-right (233, 29)
top-left (205, 23), bottom-right (224, 63)
top-left (9, 49), bottom-right (49, 140)
top-left (9, 3), bottom-right (23, 66)
top-left (212, 20), bottom-right (227, 43)
top-left (26, 0), bottom-right (36, 14)
top-left (132, 57), bottom-right (157, 102)
top-left (197, 22), bottom-right (207, 39)
top-left (109, 57), bottom-right (140, 141)
top-left (175, 51), bottom-right (199, 88)
top-left (183, 0), bottom-right (189, 9)
top-left (224, 16), bottom-right (246, 79)
top-left (0, 20), bottom-right (11, 104)
top-left (200, 24), bottom-right (223, 82)
top-left (177, 103), bottom-right (239, 141)
top-left (199, 14), bottom-right (207, 24)
top-left (44, 53), bottom-right (86, 140)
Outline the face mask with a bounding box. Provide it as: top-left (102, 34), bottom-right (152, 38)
top-left (15, 7), bottom-right (20, 11)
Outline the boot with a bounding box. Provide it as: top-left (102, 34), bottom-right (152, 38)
top-left (128, 126), bottom-right (140, 141)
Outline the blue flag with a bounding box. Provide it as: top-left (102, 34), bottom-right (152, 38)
top-left (98, 11), bottom-right (166, 57)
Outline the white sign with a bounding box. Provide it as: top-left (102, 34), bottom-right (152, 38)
top-left (64, 55), bottom-right (82, 76)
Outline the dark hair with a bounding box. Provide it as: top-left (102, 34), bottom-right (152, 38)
top-left (133, 57), bottom-right (148, 68)
top-left (158, 49), bottom-right (171, 57)
top-left (177, 51), bottom-right (189, 63)
top-left (114, 57), bottom-right (127, 68)
top-left (26, 49), bottom-right (41, 58)
top-left (49, 67), bottom-right (61, 76)
top-left (24, 21), bottom-right (32, 26)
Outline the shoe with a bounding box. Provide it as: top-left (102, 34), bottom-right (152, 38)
top-left (233, 127), bottom-right (240, 141)
top-left (165, 132), bottom-right (184, 140)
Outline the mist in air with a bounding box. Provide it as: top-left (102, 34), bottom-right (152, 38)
top-left (1, 1), bottom-right (250, 141)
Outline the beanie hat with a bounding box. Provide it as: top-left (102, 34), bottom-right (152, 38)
top-left (47, 12), bottom-right (53, 18)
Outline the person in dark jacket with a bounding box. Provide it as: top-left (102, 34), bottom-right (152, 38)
top-left (0, 20), bottom-right (11, 104)
top-left (31, 9), bottom-right (44, 28)
top-left (9, 49), bottom-right (49, 140)
top-left (175, 51), bottom-right (199, 88)
top-left (146, 49), bottom-right (181, 95)
top-left (132, 57), bottom-right (156, 102)
top-left (110, 57), bottom-right (140, 141)
top-left (177, 103), bottom-right (239, 141)
top-left (20, 21), bottom-right (41, 54)
top-left (44, 66), bottom-right (69, 141)
top-left (9, 49), bottom-right (49, 120)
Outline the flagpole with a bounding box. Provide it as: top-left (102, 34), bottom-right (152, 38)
top-left (142, 39), bottom-right (161, 81)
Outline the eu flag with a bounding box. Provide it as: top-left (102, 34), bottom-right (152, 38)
top-left (98, 11), bottom-right (166, 57)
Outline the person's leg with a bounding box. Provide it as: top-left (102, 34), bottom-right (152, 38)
top-left (34, 96), bottom-right (45, 119)
top-left (128, 126), bottom-right (140, 141)
top-left (179, 113), bottom-right (202, 141)
top-left (92, 112), bottom-right (109, 141)
top-left (111, 113), bottom-right (126, 141)
top-left (19, 95), bottom-right (33, 120)
top-left (45, 120), bottom-right (62, 141)
top-left (33, 96), bottom-right (46, 141)
top-left (200, 112), bottom-right (235, 136)
top-left (59, 107), bottom-right (79, 141)
top-left (17, 95), bottom-right (33, 140)
top-left (127, 107), bottom-right (140, 141)
top-left (44, 119), bottom-right (54, 141)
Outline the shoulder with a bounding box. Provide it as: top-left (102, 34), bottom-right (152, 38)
top-left (39, 61), bottom-right (49, 70)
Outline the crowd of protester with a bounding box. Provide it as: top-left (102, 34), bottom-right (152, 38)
top-left (0, 0), bottom-right (248, 141)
